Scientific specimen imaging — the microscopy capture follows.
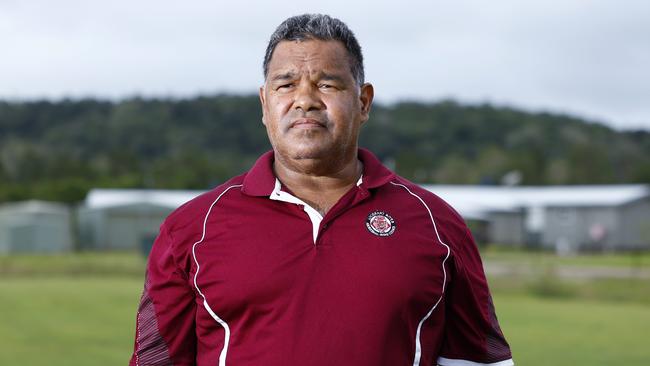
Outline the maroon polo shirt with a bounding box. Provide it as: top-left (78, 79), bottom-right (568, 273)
top-left (130, 149), bottom-right (513, 366)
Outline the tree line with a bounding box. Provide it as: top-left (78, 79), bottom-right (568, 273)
top-left (1, 95), bottom-right (649, 203)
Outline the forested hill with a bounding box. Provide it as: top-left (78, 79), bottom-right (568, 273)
top-left (1, 95), bottom-right (649, 203)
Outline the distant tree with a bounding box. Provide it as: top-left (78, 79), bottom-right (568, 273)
top-left (0, 95), bottom-right (649, 203)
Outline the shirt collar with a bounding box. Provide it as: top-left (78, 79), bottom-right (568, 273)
top-left (241, 148), bottom-right (395, 197)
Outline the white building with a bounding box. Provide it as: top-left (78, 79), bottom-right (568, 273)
top-left (424, 184), bottom-right (650, 252)
top-left (0, 200), bottom-right (73, 253)
top-left (78, 189), bottom-right (202, 251)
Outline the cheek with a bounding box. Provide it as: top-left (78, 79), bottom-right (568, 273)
top-left (264, 91), bottom-right (285, 109)
top-left (263, 100), bottom-right (286, 127)
top-left (272, 92), bottom-right (292, 107)
top-left (331, 100), bottom-right (360, 129)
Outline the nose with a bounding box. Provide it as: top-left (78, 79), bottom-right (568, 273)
top-left (293, 81), bottom-right (324, 112)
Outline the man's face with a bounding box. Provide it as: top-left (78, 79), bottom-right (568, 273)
top-left (260, 39), bottom-right (373, 168)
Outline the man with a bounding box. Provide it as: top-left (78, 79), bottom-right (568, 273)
top-left (130, 14), bottom-right (514, 366)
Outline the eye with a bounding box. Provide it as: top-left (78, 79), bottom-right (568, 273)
top-left (319, 84), bottom-right (335, 90)
top-left (276, 83), bottom-right (294, 91)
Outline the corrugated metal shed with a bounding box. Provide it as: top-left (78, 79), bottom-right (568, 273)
top-left (424, 184), bottom-right (650, 250)
top-left (79, 189), bottom-right (202, 251)
top-left (0, 200), bottom-right (72, 253)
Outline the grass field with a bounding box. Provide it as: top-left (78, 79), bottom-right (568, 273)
top-left (0, 277), bottom-right (141, 365)
top-left (495, 295), bottom-right (650, 366)
top-left (1, 252), bottom-right (649, 365)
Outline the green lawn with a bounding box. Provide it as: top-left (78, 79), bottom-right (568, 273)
top-left (495, 295), bottom-right (650, 366)
top-left (1, 252), bottom-right (649, 365)
top-left (0, 276), bottom-right (142, 366)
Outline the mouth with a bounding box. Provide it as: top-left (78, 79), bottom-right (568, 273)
top-left (290, 118), bottom-right (326, 129)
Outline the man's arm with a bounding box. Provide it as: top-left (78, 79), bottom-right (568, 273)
top-left (129, 224), bottom-right (197, 366)
top-left (437, 228), bottom-right (514, 366)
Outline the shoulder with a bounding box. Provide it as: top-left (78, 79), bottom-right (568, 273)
top-left (146, 174), bottom-right (249, 274)
top-left (164, 174), bottom-right (246, 235)
top-left (385, 176), bottom-right (469, 248)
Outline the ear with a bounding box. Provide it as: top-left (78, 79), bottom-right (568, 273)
top-left (259, 85), bottom-right (267, 126)
top-left (359, 82), bottom-right (374, 124)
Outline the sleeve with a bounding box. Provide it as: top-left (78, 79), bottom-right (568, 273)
top-left (437, 228), bottom-right (514, 366)
top-left (129, 223), bottom-right (197, 366)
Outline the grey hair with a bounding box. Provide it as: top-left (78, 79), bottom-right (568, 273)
top-left (263, 14), bottom-right (365, 85)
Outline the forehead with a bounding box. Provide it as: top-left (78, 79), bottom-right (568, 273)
top-left (267, 39), bottom-right (353, 77)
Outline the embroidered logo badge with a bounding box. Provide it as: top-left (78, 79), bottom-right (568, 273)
top-left (366, 211), bottom-right (396, 237)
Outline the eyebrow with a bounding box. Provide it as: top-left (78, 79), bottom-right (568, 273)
top-left (319, 73), bottom-right (346, 83)
top-left (269, 71), bottom-right (347, 83)
top-left (270, 72), bottom-right (296, 82)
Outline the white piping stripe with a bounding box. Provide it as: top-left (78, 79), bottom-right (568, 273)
top-left (438, 357), bottom-right (515, 366)
top-left (192, 184), bottom-right (242, 366)
top-left (389, 181), bottom-right (451, 366)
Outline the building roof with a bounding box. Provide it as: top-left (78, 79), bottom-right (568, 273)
top-left (423, 184), bottom-right (650, 219)
top-left (85, 189), bottom-right (204, 210)
top-left (0, 200), bottom-right (70, 215)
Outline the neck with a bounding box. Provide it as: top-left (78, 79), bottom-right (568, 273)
top-left (273, 150), bottom-right (362, 215)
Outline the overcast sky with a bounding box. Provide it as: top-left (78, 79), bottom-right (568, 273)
top-left (1, 0), bottom-right (649, 130)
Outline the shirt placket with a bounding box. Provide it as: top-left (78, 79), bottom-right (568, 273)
top-left (268, 177), bottom-right (371, 245)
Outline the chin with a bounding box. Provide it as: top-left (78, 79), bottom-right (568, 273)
top-left (285, 144), bottom-right (331, 160)
top-left (290, 149), bottom-right (326, 160)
